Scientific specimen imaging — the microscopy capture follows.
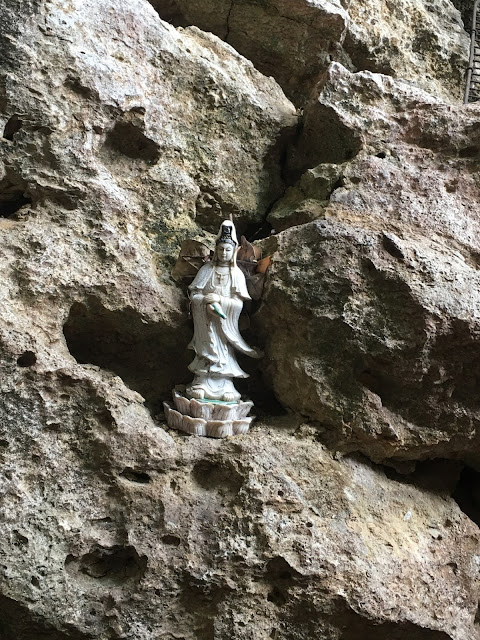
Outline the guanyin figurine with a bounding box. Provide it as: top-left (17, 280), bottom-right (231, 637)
top-left (187, 220), bottom-right (262, 402)
top-left (164, 220), bottom-right (262, 438)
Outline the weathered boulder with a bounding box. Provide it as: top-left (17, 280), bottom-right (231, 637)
top-left (0, 0), bottom-right (296, 237)
top-left (150, 0), bottom-right (350, 104)
top-left (150, 0), bottom-right (469, 103)
top-left (1, 415), bottom-right (478, 639)
top-left (262, 63), bottom-right (480, 462)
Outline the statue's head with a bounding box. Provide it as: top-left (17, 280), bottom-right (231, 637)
top-left (216, 242), bottom-right (235, 265)
top-left (215, 220), bottom-right (238, 266)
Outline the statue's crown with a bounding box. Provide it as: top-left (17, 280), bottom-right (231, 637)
top-left (217, 224), bottom-right (236, 246)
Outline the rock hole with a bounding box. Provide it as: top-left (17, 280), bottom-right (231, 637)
top-left (459, 145), bottom-right (479, 158)
top-left (64, 75), bottom-right (98, 101)
top-left (3, 115), bottom-right (23, 141)
top-left (63, 298), bottom-right (190, 412)
top-left (379, 458), bottom-right (462, 494)
top-left (191, 459), bottom-right (243, 495)
top-left (242, 220), bottom-right (274, 242)
top-left (382, 233), bottom-right (405, 261)
top-left (357, 368), bottom-right (384, 397)
top-left (452, 466), bottom-right (480, 527)
top-left (265, 557), bottom-right (297, 582)
top-left (119, 468), bottom-right (152, 484)
top-left (0, 190), bottom-right (32, 218)
top-left (13, 531), bottom-right (28, 546)
top-left (105, 121), bottom-right (160, 163)
top-left (91, 516), bottom-right (114, 525)
top-left (30, 576), bottom-right (40, 588)
top-left (327, 176), bottom-right (346, 198)
top-left (376, 151), bottom-right (387, 159)
top-left (44, 422), bottom-right (62, 433)
top-left (65, 545), bottom-right (147, 586)
top-left (445, 179), bottom-right (458, 193)
top-left (288, 113), bottom-right (362, 181)
top-left (267, 587), bottom-right (287, 607)
top-left (17, 351), bottom-right (37, 367)
top-left (161, 534), bottom-right (181, 546)
top-left (265, 557), bottom-right (299, 609)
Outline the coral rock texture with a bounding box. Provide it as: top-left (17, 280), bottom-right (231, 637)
top-left (0, 0), bottom-right (296, 407)
top-left (0, 0), bottom-right (480, 639)
top-left (1, 403), bottom-right (479, 640)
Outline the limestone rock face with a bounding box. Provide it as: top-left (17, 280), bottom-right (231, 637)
top-left (1, 420), bottom-right (479, 640)
top-left (263, 63), bottom-right (480, 462)
top-left (1, 0), bottom-right (296, 240)
top-left (150, 0), bottom-right (469, 103)
top-left (150, 0), bottom-right (350, 104)
top-left (345, 0), bottom-right (469, 102)
top-left (0, 0), bottom-right (480, 639)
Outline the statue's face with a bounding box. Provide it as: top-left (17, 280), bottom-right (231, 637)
top-left (217, 242), bottom-right (235, 264)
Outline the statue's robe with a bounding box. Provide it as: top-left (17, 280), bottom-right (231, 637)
top-left (188, 262), bottom-right (257, 379)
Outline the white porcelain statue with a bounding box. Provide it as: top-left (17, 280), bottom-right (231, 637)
top-left (164, 220), bottom-right (261, 437)
top-left (186, 220), bottom-right (262, 402)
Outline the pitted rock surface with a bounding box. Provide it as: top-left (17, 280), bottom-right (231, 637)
top-left (149, 0), bottom-right (469, 103)
top-left (263, 64), bottom-right (480, 463)
top-left (0, 0), bottom-right (479, 639)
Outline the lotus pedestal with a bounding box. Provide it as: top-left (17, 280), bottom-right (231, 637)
top-left (164, 388), bottom-right (254, 438)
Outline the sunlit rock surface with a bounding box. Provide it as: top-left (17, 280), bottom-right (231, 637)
top-left (0, 0), bottom-right (479, 639)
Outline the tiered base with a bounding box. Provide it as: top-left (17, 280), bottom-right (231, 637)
top-left (164, 389), bottom-right (254, 438)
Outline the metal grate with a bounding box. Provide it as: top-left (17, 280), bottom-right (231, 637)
top-left (465, 0), bottom-right (480, 102)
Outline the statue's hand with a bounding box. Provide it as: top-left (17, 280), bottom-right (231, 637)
top-left (204, 293), bottom-right (221, 305)
top-left (207, 302), bottom-right (227, 319)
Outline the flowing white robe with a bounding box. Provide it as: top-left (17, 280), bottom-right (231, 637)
top-left (188, 262), bottom-right (257, 379)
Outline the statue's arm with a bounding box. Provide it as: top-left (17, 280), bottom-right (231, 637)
top-left (190, 290), bottom-right (203, 302)
top-left (190, 289), bottom-right (224, 318)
